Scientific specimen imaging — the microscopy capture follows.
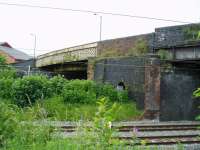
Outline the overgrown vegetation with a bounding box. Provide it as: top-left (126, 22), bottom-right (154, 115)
top-left (0, 98), bottom-right (141, 150)
top-left (157, 49), bottom-right (172, 60)
top-left (183, 24), bottom-right (200, 40)
top-left (127, 38), bottom-right (148, 56)
top-left (0, 74), bottom-right (129, 107)
top-left (0, 55), bottom-right (143, 149)
top-left (193, 88), bottom-right (200, 120)
top-left (0, 72), bottom-right (139, 121)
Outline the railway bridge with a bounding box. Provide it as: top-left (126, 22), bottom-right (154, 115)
top-left (36, 24), bottom-right (200, 79)
top-left (36, 42), bottom-right (98, 79)
top-left (35, 23), bottom-right (200, 121)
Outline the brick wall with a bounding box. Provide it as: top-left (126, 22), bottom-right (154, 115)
top-left (97, 33), bottom-right (154, 57)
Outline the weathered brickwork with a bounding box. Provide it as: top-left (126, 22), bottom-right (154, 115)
top-left (94, 57), bottom-right (146, 109)
top-left (154, 24), bottom-right (200, 49)
top-left (97, 33), bottom-right (154, 56)
top-left (143, 55), bottom-right (160, 120)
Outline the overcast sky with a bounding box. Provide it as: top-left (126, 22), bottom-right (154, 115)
top-left (0, 0), bottom-right (199, 56)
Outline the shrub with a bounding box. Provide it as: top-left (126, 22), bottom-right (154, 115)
top-left (95, 83), bottom-right (118, 101)
top-left (62, 80), bottom-right (97, 104)
top-left (62, 80), bottom-right (129, 104)
top-left (49, 75), bottom-right (68, 96)
top-left (0, 67), bottom-right (17, 79)
top-left (63, 89), bottom-right (96, 104)
top-left (95, 83), bottom-right (129, 102)
top-left (64, 79), bottom-right (96, 92)
top-left (12, 75), bottom-right (52, 107)
top-left (0, 78), bottom-right (14, 99)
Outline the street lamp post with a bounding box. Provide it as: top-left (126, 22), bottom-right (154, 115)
top-left (94, 14), bottom-right (102, 41)
top-left (30, 33), bottom-right (36, 67)
top-left (30, 33), bottom-right (36, 60)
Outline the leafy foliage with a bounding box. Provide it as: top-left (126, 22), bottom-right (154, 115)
top-left (0, 72), bottom-right (129, 106)
top-left (183, 24), bottom-right (200, 40)
top-left (62, 80), bottom-right (128, 104)
top-left (0, 69), bottom-right (141, 149)
top-left (49, 75), bottom-right (68, 95)
top-left (62, 80), bottom-right (97, 104)
top-left (12, 75), bottom-right (51, 107)
top-left (157, 49), bottom-right (172, 60)
top-left (92, 98), bottom-right (119, 145)
top-left (0, 78), bottom-right (14, 99)
top-left (0, 66), bottom-right (16, 79)
top-left (193, 88), bottom-right (200, 98)
top-left (95, 83), bottom-right (128, 102)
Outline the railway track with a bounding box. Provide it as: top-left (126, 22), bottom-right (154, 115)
top-left (60, 124), bottom-right (200, 132)
top-left (56, 121), bottom-right (200, 146)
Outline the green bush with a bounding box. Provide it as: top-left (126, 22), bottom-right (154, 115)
top-left (0, 71), bottom-right (129, 106)
top-left (12, 75), bottom-right (52, 107)
top-left (0, 78), bottom-right (14, 99)
top-left (95, 83), bottom-right (118, 101)
top-left (63, 89), bottom-right (96, 104)
top-left (64, 79), bottom-right (96, 92)
top-left (49, 75), bottom-right (68, 95)
top-left (62, 80), bottom-right (96, 104)
top-left (95, 83), bottom-right (128, 102)
top-left (0, 67), bottom-right (17, 79)
top-left (62, 80), bottom-right (128, 104)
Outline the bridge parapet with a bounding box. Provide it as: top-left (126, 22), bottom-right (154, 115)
top-left (36, 42), bottom-right (97, 67)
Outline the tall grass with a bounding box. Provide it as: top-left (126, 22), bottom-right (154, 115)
top-left (38, 96), bottom-right (141, 121)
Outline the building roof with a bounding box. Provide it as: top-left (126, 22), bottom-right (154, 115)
top-left (0, 45), bottom-right (32, 60)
